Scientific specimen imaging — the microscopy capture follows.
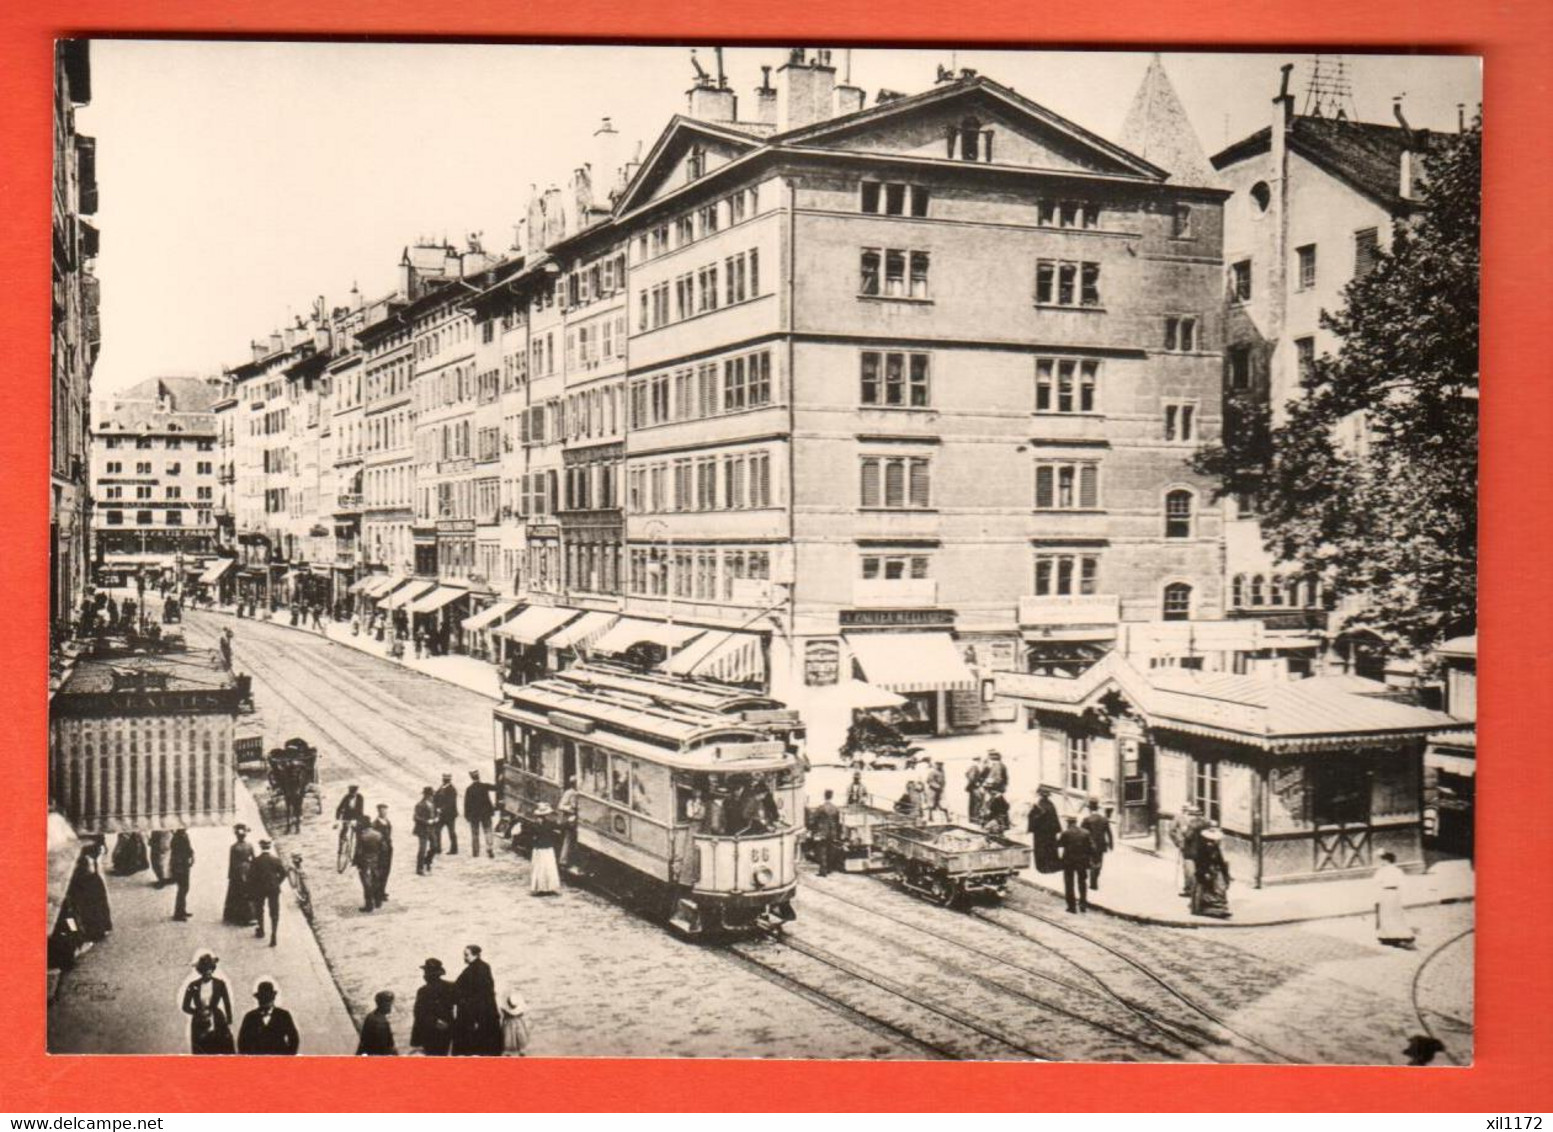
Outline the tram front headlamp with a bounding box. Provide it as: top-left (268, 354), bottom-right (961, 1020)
top-left (752, 866), bottom-right (774, 890)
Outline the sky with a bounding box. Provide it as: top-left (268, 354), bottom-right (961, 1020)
top-left (77, 42), bottom-right (1481, 399)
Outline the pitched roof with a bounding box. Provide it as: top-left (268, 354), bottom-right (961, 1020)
top-left (1212, 115), bottom-right (1424, 210)
top-left (1117, 55), bottom-right (1220, 188)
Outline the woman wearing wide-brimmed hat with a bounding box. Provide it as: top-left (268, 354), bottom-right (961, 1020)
top-left (181, 951), bottom-right (235, 1054)
top-left (499, 986), bottom-right (531, 1056)
top-left (528, 805), bottom-right (562, 896)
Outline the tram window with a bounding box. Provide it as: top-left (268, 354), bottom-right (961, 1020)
top-left (580, 745), bottom-right (609, 796)
top-left (630, 763), bottom-right (651, 816)
top-left (610, 755), bottom-right (631, 805)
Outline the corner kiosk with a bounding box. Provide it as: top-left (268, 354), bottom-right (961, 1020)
top-left (494, 663), bottom-right (805, 937)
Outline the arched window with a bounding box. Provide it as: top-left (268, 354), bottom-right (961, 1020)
top-left (1164, 489), bottom-right (1194, 539)
top-left (1162, 583), bottom-right (1192, 621)
top-left (1231, 574), bottom-right (1246, 608)
top-left (1269, 574), bottom-right (1284, 606)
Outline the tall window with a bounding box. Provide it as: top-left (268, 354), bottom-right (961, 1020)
top-left (1354, 227), bottom-right (1380, 277)
top-left (1164, 316), bottom-right (1199, 352)
top-left (1034, 358), bottom-right (1098, 413)
top-left (1228, 345), bottom-right (1252, 390)
top-left (1163, 402), bottom-right (1197, 443)
top-left (860, 455), bottom-right (931, 509)
top-left (1230, 260), bottom-right (1253, 302)
top-left (1033, 552), bottom-right (1099, 596)
top-left (1066, 734), bottom-right (1091, 793)
top-left (1034, 461), bottom-right (1100, 510)
top-left (1162, 582), bottom-right (1193, 621)
top-left (1164, 489), bottom-right (1194, 538)
top-left (1295, 336), bottom-right (1316, 382)
top-left (860, 351), bottom-right (930, 407)
top-left (1171, 204), bottom-right (1193, 238)
top-left (1191, 760), bottom-right (1221, 821)
top-left (1297, 244), bottom-right (1317, 290)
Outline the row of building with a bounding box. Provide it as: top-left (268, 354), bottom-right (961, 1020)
top-left (87, 51), bottom-right (1475, 884)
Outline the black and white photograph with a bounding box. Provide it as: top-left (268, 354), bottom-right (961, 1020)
top-left (46, 42), bottom-right (1480, 1064)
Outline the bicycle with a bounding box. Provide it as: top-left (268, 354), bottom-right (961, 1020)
top-left (336, 820), bottom-right (357, 874)
top-left (286, 853), bottom-right (314, 924)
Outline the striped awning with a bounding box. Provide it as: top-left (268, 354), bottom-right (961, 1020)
top-left (359, 573), bottom-right (402, 598)
top-left (407, 586), bottom-right (469, 615)
top-left (546, 611), bottom-right (620, 652)
top-left (462, 599), bottom-right (520, 633)
top-left (199, 559), bottom-right (235, 584)
top-left (495, 605), bottom-right (581, 646)
top-left (660, 630), bottom-right (767, 685)
top-left (846, 632), bottom-right (978, 694)
top-left (590, 618), bottom-right (706, 657)
top-left (383, 580), bottom-right (438, 610)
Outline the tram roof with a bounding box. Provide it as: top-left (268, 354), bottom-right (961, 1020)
top-left (498, 676), bottom-right (794, 769)
top-left (558, 662), bottom-right (790, 716)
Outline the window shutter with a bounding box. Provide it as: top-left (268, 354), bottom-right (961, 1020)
top-left (909, 459), bottom-right (930, 508)
top-left (1035, 465), bottom-right (1053, 509)
top-left (884, 459), bottom-right (905, 508)
top-left (860, 459), bottom-right (880, 508)
top-left (1079, 463), bottom-right (1099, 509)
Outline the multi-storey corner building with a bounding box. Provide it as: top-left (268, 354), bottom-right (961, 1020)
top-left (52, 40), bottom-right (100, 636)
top-left (1211, 65), bottom-right (1439, 676)
top-left (326, 289), bottom-right (370, 607)
top-left (90, 376), bottom-right (222, 562)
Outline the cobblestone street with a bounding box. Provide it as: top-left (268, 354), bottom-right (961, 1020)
top-left (188, 610), bottom-right (1473, 1064)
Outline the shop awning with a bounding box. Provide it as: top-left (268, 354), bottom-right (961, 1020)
top-left (546, 611), bottom-right (619, 652)
top-left (407, 586), bottom-right (469, 615)
top-left (383, 580), bottom-right (437, 610)
top-left (495, 605), bottom-right (581, 646)
top-left (359, 573), bottom-right (402, 598)
top-left (660, 630), bottom-right (767, 685)
top-left (846, 632), bottom-right (978, 693)
top-left (461, 599), bottom-right (521, 633)
top-left (198, 559), bottom-right (235, 584)
top-left (591, 618), bottom-right (706, 656)
top-left (1427, 751), bottom-right (1476, 777)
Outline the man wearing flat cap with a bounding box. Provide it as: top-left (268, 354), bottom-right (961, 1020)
top-left (237, 980), bottom-right (300, 1055)
top-left (248, 839), bottom-right (289, 946)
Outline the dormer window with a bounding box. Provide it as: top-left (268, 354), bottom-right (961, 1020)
top-left (951, 117), bottom-right (990, 162)
top-left (686, 145), bottom-right (706, 182)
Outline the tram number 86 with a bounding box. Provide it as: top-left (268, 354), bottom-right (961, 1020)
top-left (749, 847), bottom-right (772, 863)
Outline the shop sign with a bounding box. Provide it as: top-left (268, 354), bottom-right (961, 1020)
top-left (804, 640), bottom-right (840, 687)
top-left (839, 608), bottom-right (955, 629)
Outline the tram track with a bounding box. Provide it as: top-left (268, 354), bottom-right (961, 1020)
top-left (975, 900), bottom-right (1304, 1064)
top-left (800, 880), bottom-right (1245, 1062)
top-left (1409, 927), bottom-right (1474, 1066)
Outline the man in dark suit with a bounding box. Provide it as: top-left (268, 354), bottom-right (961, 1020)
top-left (810, 789), bottom-right (843, 877)
top-left (169, 828), bottom-right (195, 921)
top-left (434, 773), bottom-right (460, 855)
top-left (1058, 814), bottom-right (1094, 913)
top-left (1081, 798), bottom-right (1115, 891)
top-left (352, 817), bottom-right (384, 912)
top-left (450, 945), bottom-right (501, 1056)
top-left (357, 990), bottom-right (397, 1055)
top-left (410, 958), bottom-right (456, 1056)
top-left (248, 840), bottom-right (289, 946)
top-left (236, 981), bottom-right (300, 1055)
top-left (371, 803), bottom-right (394, 904)
top-left (464, 770), bottom-right (495, 859)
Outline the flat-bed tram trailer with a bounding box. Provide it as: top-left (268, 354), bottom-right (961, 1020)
top-left (495, 667), bottom-right (804, 937)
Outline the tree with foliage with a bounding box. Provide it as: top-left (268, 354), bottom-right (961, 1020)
top-left (1194, 117), bottom-right (1479, 659)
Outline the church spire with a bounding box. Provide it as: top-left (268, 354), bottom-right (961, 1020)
top-left (1118, 54), bottom-right (1218, 187)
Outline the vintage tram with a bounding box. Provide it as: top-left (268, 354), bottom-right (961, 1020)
top-left (494, 665), bottom-right (805, 937)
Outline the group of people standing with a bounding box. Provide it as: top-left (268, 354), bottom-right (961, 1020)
top-left (1026, 789), bottom-right (1115, 913)
top-left (356, 946), bottom-right (531, 1057)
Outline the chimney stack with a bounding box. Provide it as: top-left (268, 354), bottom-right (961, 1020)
top-left (271, 330), bottom-right (285, 354)
top-left (1457, 103), bottom-right (1466, 133)
top-left (1275, 62), bottom-right (1295, 127)
top-left (833, 49), bottom-right (864, 117)
top-left (686, 47), bottom-right (737, 123)
top-left (755, 66), bottom-right (778, 125)
top-left (777, 48), bottom-right (837, 133)
top-left (1394, 97), bottom-right (1416, 200)
top-left (251, 340), bottom-right (266, 364)
top-left (396, 247), bottom-right (413, 298)
top-left (593, 117), bottom-right (622, 200)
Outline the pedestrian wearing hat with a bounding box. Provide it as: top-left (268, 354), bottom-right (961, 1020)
top-left (1058, 813), bottom-right (1094, 913)
top-left (357, 991), bottom-right (398, 1056)
top-left (248, 840), bottom-right (289, 946)
top-left (1027, 787), bottom-right (1062, 873)
top-left (181, 951), bottom-right (235, 1054)
top-left (499, 987), bottom-right (532, 1056)
top-left (1081, 799), bottom-right (1114, 891)
top-left (353, 817), bottom-right (385, 912)
top-left (1172, 805), bottom-right (1208, 898)
top-left (982, 751), bottom-right (1010, 797)
top-left (528, 805), bottom-right (562, 895)
top-left (169, 828), bottom-right (195, 921)
top-left (964, 756), bottom-right (987, 823)
top-left (1190, 826), bottom-right (1232, 918)
top-left (925, 761), bottom-right (947, 821)
top-left (410, 958), bottom-right (456, 1055)
top-left (434, 773), bottom-right (461, 855)
top-left (451, 945), bottom-right (503, 1056)
top-left (413, 787), bottom-right (439, 874)
top-left (465, 769), bottom-right (495, 859)
top-left (223, 825), bottom-right (256, 926)
top-left (237, 980), bottom-right (300, 1055)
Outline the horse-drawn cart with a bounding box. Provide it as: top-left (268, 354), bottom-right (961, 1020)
top-left (873, 822), bottom-right (1027, 908)
top-left (265, 738), bottom-right (321, 832)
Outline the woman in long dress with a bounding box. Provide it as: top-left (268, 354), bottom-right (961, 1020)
top-left (67, 843), bottom-right (113, 941)
top-left (223, 825), bottom-right (256, 925)
top-left (528, 805), bottom-right (562, 896)
top-left (1191, 827), bottom-right (1233, 918)
top-left (1374, 851), bottom-right (1417, 948)
top-left (181, 952), bottom-right (235, 1055)
top-left (499, 987), bottom-right (531, 1056)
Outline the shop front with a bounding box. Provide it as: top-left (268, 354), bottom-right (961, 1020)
top-left (842, 628), bottom-right (980, 736)
top-left (996, 654), bottom-right (1462, 886)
